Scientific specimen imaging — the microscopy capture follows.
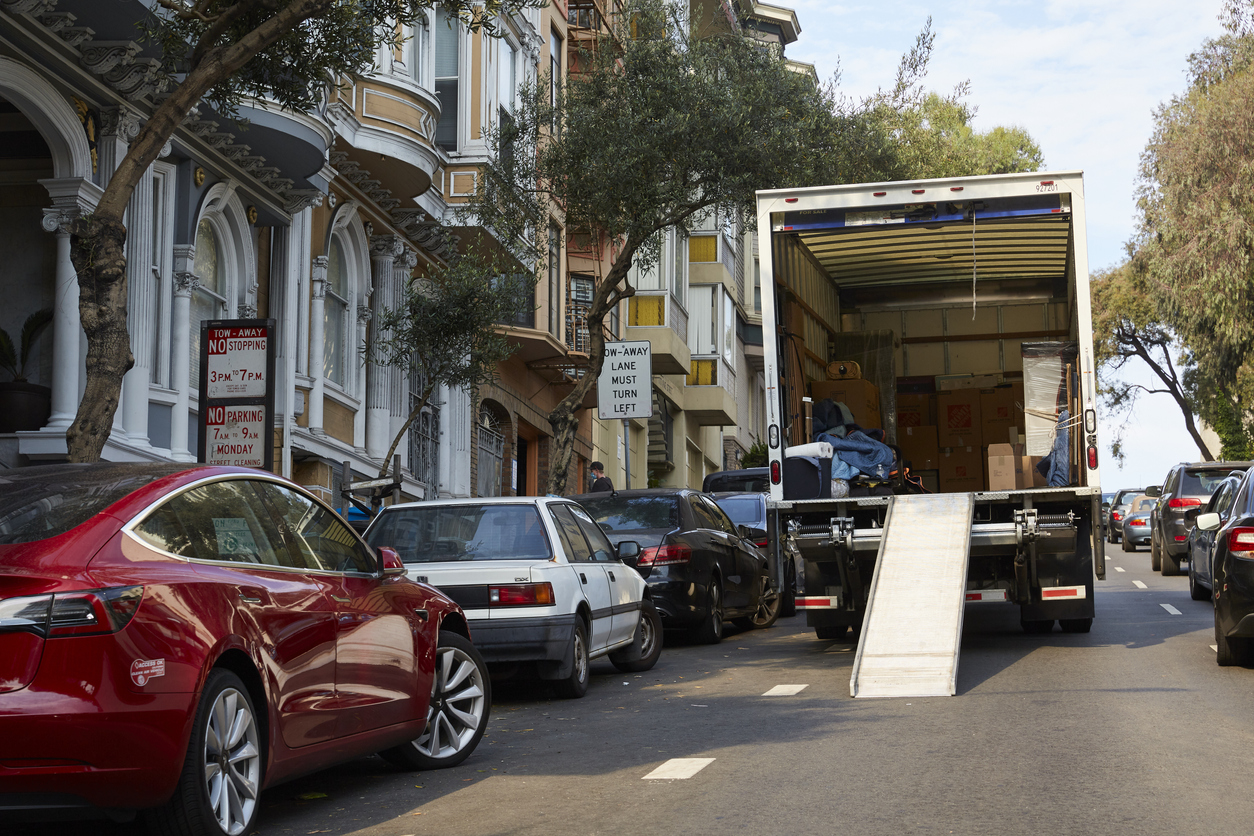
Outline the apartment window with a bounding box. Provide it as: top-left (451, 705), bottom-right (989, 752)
top-left (550, 28), bottom-right (562, 131)
top-left (548, 222), bottom-right (561, 337)
top-left (687, 285), bottom-right (718, 356)
top-left (671, 229), bottom-right (687, 308)
top-left (191, 219), bottom-right (226, 383)
top-left (722, 291), bottom-right (734, 365)
top-left (567, 274), bottom-right (593, 353)
top-left (689, 234), bottom-right (717, 263)
top-left (434, 6), bottom-right (460, 152)
top-left (150, 166), bottom-right (174, 386)
top-left (324, 235), bottom-right (349, 387)
top-left (753, 257), bottom-right (761, 314)
top-left (410, 365), bottom-right (440, 491)
top-left (409, 17), bottom-right (426, 83)
top-left (499, 39), bottom-right (516, 114)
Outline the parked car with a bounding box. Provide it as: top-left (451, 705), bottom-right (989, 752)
top-left (712, 490), bottom-right (798, 617)
top-left (702, 467), bottom-right (769, 493)
top-left (1149, 462), bottom-right (1254, 575)
top-left (1187, 472), bottom-right (1247, 602)
top-left (1194, 468), bottom-right (1254, 664)
top-left (1106, 487), bottom-right (1143, 544)
top-left (571, 488), bottom-right (780, 643)
top-left (363, 497), bottom-right (661, 699)
top-left (0, 463), bottom-right (489, 834)
top-left (1119, 495), bottom-right (1156, 551)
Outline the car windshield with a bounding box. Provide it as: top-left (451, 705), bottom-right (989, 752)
top-left (705, 472), bottom-right (768, 492)
top-left (0, 464), bottom-right (189, 545)
top-left (714, 497), bottom-right (763, 526)
top-left (1182, 470), bottom-right (1239, 498)
top-left (577, 496), bottom-right (680, 532)
top-left (365, 504), bottom-right (551, 563)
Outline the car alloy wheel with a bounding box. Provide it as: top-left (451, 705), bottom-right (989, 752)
top-left (381, 631), bottom-right (491, 769)
top-left (737, 575), bottom-right (781, 630)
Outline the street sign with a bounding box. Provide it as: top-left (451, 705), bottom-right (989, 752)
top-left (598, 340), bottom-right (652, 420)
top-left (198, 318), bottom-right (276, 471)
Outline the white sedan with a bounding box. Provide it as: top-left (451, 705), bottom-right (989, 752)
top-left (363, 496), bottom-right (662, 698)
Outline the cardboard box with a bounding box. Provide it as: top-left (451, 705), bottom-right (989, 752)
top-left (940, 446), bottom-right (984, 493)
top-left (936, 389), bottom-right (982, 447)
top-left (896, 393), bottom-right (934, 428)
top-left (980, 386), bottom-right (1018, 445)
top-left (1024, 455), bottom-right (1048, 487)
top-left (812, 378), bottom-right (881, 430)
top-left (987, 443), bottom-right (1018, 491)
top-left (936, 373), bottom-right (1002, 391)
top-left (898, 425), bottom-right (939, 471)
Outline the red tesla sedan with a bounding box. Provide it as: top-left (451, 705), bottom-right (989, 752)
top-left (0, 463), bottom-right (490, 834)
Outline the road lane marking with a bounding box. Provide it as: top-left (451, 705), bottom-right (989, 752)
top-left (1161, 604), bottom-right (1182, 615)
top-left (1115, 567), bottom-right (1126, 572)
top-left (643, 759), bottom-right (715, 780)
top-left (1211, 645), bottom-right (1219, 652)
top-left (1133, 580), bottom-right (1148, 589)
top-left (763, 684), bottom-right (808, 696)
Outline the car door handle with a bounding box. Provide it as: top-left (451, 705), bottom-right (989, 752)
top-left (608, 571), bottom-right (616, 582)
top-left (238, 593), bottom-right (261, 604)
top-left (580, 573), bottom-right (587, 584)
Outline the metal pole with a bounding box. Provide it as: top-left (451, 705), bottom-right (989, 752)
top-left (622, 418), bottom-right (630, 490)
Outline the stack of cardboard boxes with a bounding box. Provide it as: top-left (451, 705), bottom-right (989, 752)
top-left (894, 375), bottom-right (1040, 493)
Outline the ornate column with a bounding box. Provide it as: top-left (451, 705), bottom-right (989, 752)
top-left (169, 250), bottom-right (197, 461)
top-left (307, 255), bottom-right (328, 435)
top-left (390, 248), bottom-right (418, 465)
top-left (365, 235), bottom-right (402, 460)
top-left (39, 208), bottom-right (81, 430)
top-left (355, 304), bottom-right (371, 451)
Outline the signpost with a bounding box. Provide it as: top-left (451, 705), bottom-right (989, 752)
top-left (598, 341), bottom-right (653, 489)
top-left (198, 319), bottom-right (276, 471)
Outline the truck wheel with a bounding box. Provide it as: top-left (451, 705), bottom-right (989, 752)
top-left (1151, 538), bottom-right (1162, 572)
top-left (554, 620), bottom-right (590, 698)
top-left (1161, 554), bottom-right (1179, 576)
top-left (381, 631), bottom-right (490, 769)
top-left (689, 580), bottom-right (723, 644)
top-left (610, 601), bottom-right (663, 673)
top-left (1059, 618), bottom-right (1092, 633)
top-left (814, 621), bottom-right (847, 640)
top-left (1021, 619), bottom-right (1054, 634)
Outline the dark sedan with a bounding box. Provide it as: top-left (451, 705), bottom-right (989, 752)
top-left (1187, 473), bottom-right (1246, 603)
top-left (571, 489), bottom-right (779, 643)
top-left (712, 491), bottom-right (798, 617)
top-left (1196, 468), bottom-right (1254, 665)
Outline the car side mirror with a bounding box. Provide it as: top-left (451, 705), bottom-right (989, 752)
top-left (1145, 485), bottom-right (1162, 497)
top-left (378, 546), bottom-right (406, 577)
top-left (616, 540), bottom-right (641, 561)
top-left (737, 524), bottom-right (753, 540)
top-left (1197, 512), bottom-right (1222, 531)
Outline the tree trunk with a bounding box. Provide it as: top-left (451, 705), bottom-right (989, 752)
top-left (545, 241), bottom-right (639, 495)
top-left (379, 382), bottom-right (436, 478)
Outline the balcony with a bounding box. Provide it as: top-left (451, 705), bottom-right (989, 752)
top-left (683, 357), bottom-right (737, 426)
top-left (626, 292), bottom-right (691, 375)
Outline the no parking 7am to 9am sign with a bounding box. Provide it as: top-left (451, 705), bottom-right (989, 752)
top-left (198, 319), bottom-right (276, 471)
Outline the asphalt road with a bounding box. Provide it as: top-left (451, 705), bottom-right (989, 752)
top-left (16, 539), bottom-right (1254, 836)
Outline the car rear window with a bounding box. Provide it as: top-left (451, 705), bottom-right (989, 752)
top-left (577, 496), bottom-right (679, 532)
top-left (713, 497), bottom-right (763, 527)
top-left (1182, 470), bottom-right (1240, 498)
top-left (0, 464), bottom-right (189, 545)
top-left (365, 504), bottom-right (551, 563)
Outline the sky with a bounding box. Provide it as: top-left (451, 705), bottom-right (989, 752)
top-left (784, 0), bottom-right (1228, 492)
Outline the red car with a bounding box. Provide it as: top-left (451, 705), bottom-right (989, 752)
top-left (0, 463), bottom-right (490, 834)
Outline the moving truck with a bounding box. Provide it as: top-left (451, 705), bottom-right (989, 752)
top-left (756, 171), bottom-right (1102, 697)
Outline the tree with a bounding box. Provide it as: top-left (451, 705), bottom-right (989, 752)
top-left (1130, 4), bottom-right (1254, 461)
top-left (367, 244), bottom-right (533, 478)
top-left (64, 0), bottom-right (533, 462)
top-left (1089, 260), bottom-right (1213, 462)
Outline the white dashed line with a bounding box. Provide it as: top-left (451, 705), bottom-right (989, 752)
top-left (643, 758), bottom-right (715, 780)
top-left (1115, 567), bottom-right (1126, 572)
top-left (762, 684), bottom-right (808, 696)
top-left (1211, 645), bottom-right (1219, 652)
top-left (1161, 604), bottom-right (1182, 615)
top-left (1133, 580), bottom-right (1148, 589)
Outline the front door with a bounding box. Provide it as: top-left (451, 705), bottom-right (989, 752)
top-left (550, 503), bottom-right (614, 650)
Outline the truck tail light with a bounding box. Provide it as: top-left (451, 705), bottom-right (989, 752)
top-left (770, 460), bottom-right (781, 484)
top-left (1087, 446), bottom-right (1098, 469)
top-left (1168, 498), bottom-right (1201, 509)
top-left (489, 583), bottom-right (555, 606)
top-left (1228, 527), bottom-right (1254, 559)
top-left (638, 544), bottom-right (692, 567)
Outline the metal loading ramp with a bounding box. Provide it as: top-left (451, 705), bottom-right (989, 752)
top-left (850, 493), bottom-right (975, 698)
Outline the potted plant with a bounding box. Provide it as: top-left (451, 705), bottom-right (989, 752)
top-left (0, 308), bottom-right (54, 432)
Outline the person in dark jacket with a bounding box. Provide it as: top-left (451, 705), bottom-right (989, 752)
top-left (590, 461), bottom-right (614, 492)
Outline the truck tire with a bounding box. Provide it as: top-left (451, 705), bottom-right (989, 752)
top-left (1059, 618), bottom-right (1092, 633)
top-left (1151, 537), bottom-right (1162, 572)
top-left (814, 621), bottom-right (847, 640)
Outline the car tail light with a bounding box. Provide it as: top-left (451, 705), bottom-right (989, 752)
top-left (638, 544), bottom-right (692, 567)
top-left (1229, 527), bottom-right (1254, 559)
top-left (489, 583), bottom-right (555, 606)
top-left (754, 537), bottom-right (768, 548)
top-left (0, 586), bottom-right (143, 638)
top-left (1174, 535), bottom-right (1188, 542)
top-left (1168, 498), bottom-right (1201, 509)
top-left (1130, 519), bottom-right (1148, 526)
top-left (1112, 511), bottom-right (1123, 521)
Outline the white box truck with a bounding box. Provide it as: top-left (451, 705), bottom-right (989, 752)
top-left (756, 171), bottom-right (1102, 697)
